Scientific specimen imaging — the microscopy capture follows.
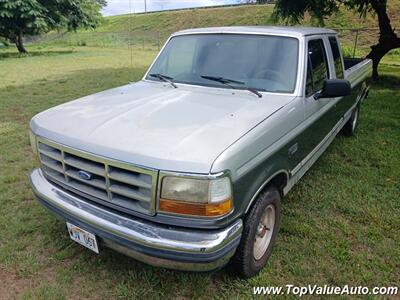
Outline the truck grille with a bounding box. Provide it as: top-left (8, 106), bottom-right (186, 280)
top-left (37, 138), bottom-right (158, 215)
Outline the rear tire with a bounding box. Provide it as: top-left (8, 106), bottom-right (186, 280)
top-left (342, 104), bottom-right (360, 136)
top-left (230, 187), bottom-right (281, 278)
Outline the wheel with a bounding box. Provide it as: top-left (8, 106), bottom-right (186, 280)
top-left (342, 104), bottom-right (360, 136)
top-left (230, 187), bottom-right (281, 278)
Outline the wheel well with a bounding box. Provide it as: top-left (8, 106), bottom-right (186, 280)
top-left (245, 171), bottom-right (288, 214)
top-left (266, 172), bottom-right (288, 197)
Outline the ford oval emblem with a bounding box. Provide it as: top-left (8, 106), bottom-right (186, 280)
top-left (78, 170), bottom-right (92, 181)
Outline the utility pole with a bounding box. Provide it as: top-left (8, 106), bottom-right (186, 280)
top-left (144, 0), bottom-right (147, 13)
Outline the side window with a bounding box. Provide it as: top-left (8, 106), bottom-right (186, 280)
top-left (328, 37), bottom-right (344, 79)
top-left (305, 60), bottom-right (314, 96)
top-left (306, 39), bottom-right (330, 96)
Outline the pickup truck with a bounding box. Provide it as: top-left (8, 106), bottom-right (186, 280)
top-left (29, 26), bottom-right (372, 278)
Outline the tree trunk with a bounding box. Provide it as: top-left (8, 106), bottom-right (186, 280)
top-left (15, 32), bottom-right (27, 54)
top-left (367, 37), bottom-right (400, 80)
top-left (367, 0), bottom-right (399, 80)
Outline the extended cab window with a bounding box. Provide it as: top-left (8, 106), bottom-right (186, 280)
top-left (306, 39), bottom-right (330, 96)
top-left (328, 37), bottom-right (344, 79)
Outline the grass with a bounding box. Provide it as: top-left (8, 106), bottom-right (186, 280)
top-left (0, 42), bottom-right (399, 299)
top-left (31, 2), bottom-right (400, 56)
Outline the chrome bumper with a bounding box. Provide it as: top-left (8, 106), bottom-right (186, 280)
top-left (29, 168), bottom-right (243, 272)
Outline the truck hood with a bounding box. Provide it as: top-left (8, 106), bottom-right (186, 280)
top-left (31, 81), bottom-right (295, 173)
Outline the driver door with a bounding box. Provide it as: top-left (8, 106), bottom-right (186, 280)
top-left (302, 37), bottom-right (337, 155)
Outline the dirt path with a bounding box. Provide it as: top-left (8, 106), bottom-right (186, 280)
top-left (0, 267), bottom-right (32, 300)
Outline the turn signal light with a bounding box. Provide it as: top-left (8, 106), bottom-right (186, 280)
top-left (159, 198), bottom-right (233, 217)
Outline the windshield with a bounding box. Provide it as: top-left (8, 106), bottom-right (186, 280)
top-left (146, 34), bottom-right (299, 93)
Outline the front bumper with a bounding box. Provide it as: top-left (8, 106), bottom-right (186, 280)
top-left (29, 168), bottom-right (243, 271)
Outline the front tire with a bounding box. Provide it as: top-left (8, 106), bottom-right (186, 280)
top-left (230, 187), bottom-right (281, 278)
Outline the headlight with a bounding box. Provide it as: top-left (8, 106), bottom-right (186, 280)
top-left (159, 175), bottom-right (233, 217)
top-left (29, 130), bottom-right (38, 155)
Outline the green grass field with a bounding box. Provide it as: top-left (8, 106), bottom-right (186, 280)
top-left (0, 3), bottom-right (399, 299)
top-left (0, 44), bottom-right (399, 299)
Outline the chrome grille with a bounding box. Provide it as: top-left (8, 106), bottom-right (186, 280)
top-left (37, 138), bottom-right (158, 215)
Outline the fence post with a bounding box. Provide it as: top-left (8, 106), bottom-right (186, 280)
top-left (353, 29), bottom-right (359, 58)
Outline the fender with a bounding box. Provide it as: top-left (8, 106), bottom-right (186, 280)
top-left (244, 170), bottom-right (289, 213)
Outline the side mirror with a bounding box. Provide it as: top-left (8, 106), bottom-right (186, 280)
top-left (314, 79), bottom-right (351, 100)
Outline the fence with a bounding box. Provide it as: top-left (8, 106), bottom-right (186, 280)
top-left (336, 28), bottom-right (381, 57)
top-left (30, 30), bottom-right (169, 51)
top-left (31, 27), bottom-right (385, 58)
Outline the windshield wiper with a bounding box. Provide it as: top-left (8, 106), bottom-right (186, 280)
top-left (150, 73), bottom-right (177, 88)
top-left (200, 75), bottom-right (262, 98)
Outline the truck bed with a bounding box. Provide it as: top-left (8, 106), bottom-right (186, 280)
top-left (344, 58), bottom-right (366, 70)
top-left (344, 57), bottom-right (372, 86)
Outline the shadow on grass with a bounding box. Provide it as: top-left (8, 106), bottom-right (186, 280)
top-left (0, 49), bottom-right (75, 60)
top-left (372, 74), bottom-right (400, 90)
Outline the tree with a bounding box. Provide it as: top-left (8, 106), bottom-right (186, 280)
top-left (270, 0), bottom-right (399, 80)
top-left (0, 0), bottom-right (106, 54)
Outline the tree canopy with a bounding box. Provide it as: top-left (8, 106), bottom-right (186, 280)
top-left (0, 0), bottom-right (106, 53)
top-left (270, 0), bottom-right (399, 79)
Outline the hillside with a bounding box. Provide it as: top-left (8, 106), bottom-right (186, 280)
top-left (98, 2), bottom-right (400, 33)
top-left (38, 3), bottom-right (400, 56)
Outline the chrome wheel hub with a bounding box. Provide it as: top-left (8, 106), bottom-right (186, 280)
top-left (253, 204), bottom-right (275, 260)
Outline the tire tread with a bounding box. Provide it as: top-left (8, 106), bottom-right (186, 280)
top-left (230, 187), bottom-right (281, 278)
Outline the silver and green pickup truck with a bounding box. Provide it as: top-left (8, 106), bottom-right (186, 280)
top-left (29, 26), bottom-right (372, 277)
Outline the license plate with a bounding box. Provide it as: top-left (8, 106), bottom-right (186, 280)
top-left (67, 222), bottom-right (99, 254)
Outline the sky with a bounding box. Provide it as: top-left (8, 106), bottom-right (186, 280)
top-left (102, 0), bottom-right (242, 16)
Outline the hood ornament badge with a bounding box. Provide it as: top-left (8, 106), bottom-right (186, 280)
top-left (78, 170), bottom-right (93, 181)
